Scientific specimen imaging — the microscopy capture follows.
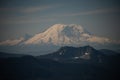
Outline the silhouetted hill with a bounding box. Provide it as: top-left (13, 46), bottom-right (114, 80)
top-left (100, 49), bottom-right (119, 55)
top-left (0, 46), bottom-right (120, 80)
top-left (38, 46), bottom-right (107, 63)
top-left (0, 55), bottom-right (52, 80)
top-left (0, 52), bottom-right (26, 58)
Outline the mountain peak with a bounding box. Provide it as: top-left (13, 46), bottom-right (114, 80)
top-left (44, 24), bottom-right (85, 35)
top-left (25, 24), bottom-right (90, 45)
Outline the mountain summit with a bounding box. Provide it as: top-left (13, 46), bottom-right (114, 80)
top-left (0, 24), bottom-right (112, 47)
top-left (0, 24), bottom-right (116, 55)
top-left (25, 24), bottom-right (92, 46)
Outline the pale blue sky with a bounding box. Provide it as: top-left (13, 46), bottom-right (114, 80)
top-left (0, 0), bottom-right (120, 41)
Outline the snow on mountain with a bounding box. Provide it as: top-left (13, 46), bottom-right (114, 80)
top-left (24, 24), bottom-right (110, 46)
top-left (25, 24), bottom-right (88, 45)
top-left (0, 24), bottom-right (120, 55)
top-left (0, 24), bottom-right (115, 47)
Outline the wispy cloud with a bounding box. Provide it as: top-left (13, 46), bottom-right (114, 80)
top-left (0, 7), bottom-right (119, 25)
top-left (0, 4), bottom-right (60, 13)
top-left (87, 36), bottom-right (110, 44)
top-left (0, 8), bottom-right (16, 11)
top-left (53, 8), bottom-right (120, 17)
top-left (0, 37), bottom-right (24, 46)
top-left (0, 5), bottom-right (60, 24)
top-left (20, 6), bottom-right (53, 13)
top-left (0, 16), bottom-right (55, 24)
top-left (61, 8), bottom-right (120, 17)
top-left (87, 35), bottom-right (120, 44)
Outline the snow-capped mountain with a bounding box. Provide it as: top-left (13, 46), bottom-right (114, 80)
top-left (25, 24), bottom-right (90, 45)
top-left (0, 24), bottom-right (114, 46)
top-left (24, 24), bottom-right (109, 46)
top-left (0, 24), bottom-right (119, 55)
